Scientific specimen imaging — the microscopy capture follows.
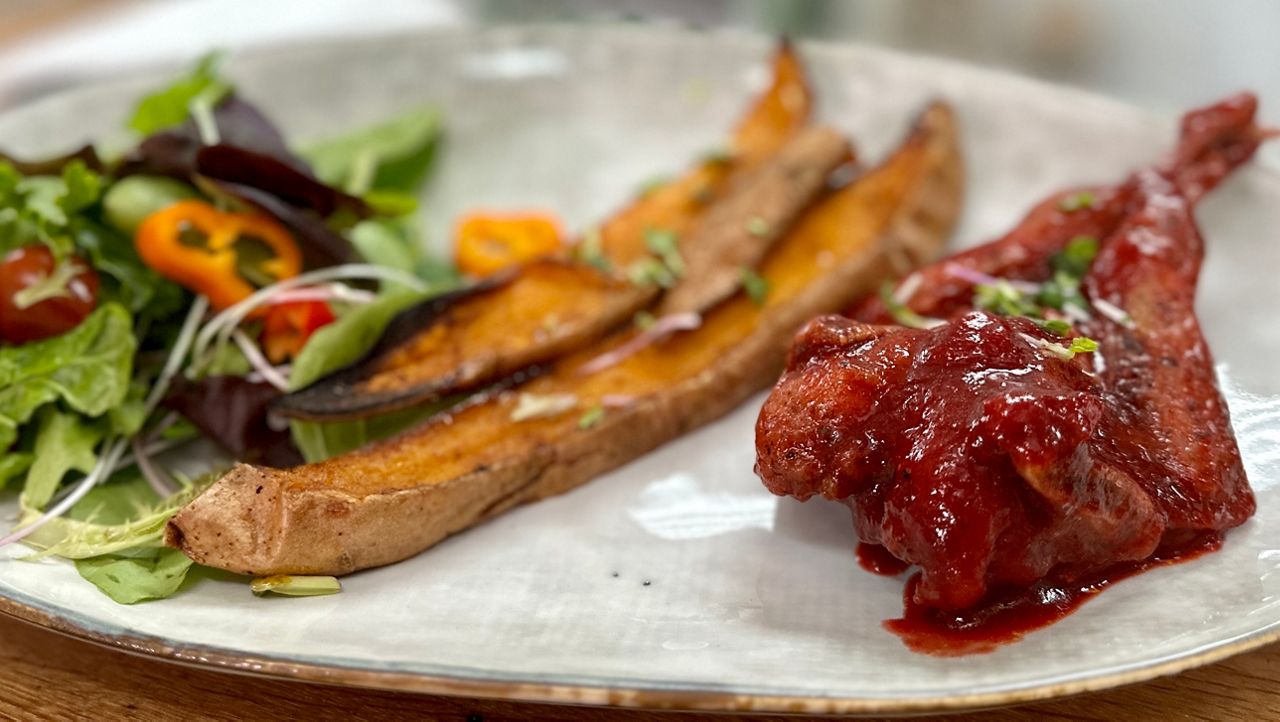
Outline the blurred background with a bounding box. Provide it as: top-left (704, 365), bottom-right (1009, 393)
top-left (1, 0), bottom-right (1276, 114)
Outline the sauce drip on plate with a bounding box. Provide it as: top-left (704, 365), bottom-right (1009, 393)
top-left (884, 532), bottom-right (1222, 656)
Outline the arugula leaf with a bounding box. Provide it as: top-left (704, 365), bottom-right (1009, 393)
top-left (298, 106), bottom-right (442, 194)
top-left (23, 471), bottom-right (213, 559)
top-left (0, 303), bottom-right (135, 449)
top-left (22, 407), bottom-right (102, 511)
top-left (128, 52), bottom-right (230, 136)
top-left (75, 548), bottom-right (194, 604)
top-left (288, 290), bottom-right (429, 462)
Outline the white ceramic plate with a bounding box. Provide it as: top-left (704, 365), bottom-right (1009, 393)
top-left (1, 25), bottom-right (1279, 715)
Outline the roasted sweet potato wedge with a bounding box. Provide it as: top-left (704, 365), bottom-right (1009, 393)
top-left (167, 102), bottom-right (963, 576)
top-left (276, 41), bottom-right (816, 421)
top-left (274, 260), bottom-right (641, 420)
top-left (659, 125), bottom-right (852, 316)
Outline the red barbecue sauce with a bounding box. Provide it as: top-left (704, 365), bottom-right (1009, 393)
top-left (882, 532), bottom-right (1222, 656)
top-left (855, 542), bottom-right (911, 576)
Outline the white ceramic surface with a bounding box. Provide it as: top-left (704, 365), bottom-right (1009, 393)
top-left (0, 25), bottom-right (1278, 713)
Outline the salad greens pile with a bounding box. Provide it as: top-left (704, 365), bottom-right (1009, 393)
top-left (0, 54), bottom-right (452, 603)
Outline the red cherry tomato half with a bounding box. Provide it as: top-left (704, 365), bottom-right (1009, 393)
top-left (0, 245), bottom-right (99, 344)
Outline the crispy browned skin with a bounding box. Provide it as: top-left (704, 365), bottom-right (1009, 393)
top-left (274, 261), bottom-right (640, 420)
top-left (275, 42), bottom-right (816, 422)
top-left (166, 102), bottom-right (963, 576)
top-left (659, 126), bottom-right (853, 316)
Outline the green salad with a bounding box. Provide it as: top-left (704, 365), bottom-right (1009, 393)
top-left (0, 54), bottom-right (453, 603)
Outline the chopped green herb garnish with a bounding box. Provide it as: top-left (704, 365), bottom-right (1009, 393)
top-left (628, 258), bottom-right (677, 289)
top-left (637, 175), bottom-right (672, 197)
top-left (974, 280), bottom-right (1039, 318)
top-left (745, 217), bottom-right (771, 238)
top-left (692, 182), bottom-right (715, 206)
top-left (1069, 336), bottom-right (1099, 354)
top-left (702, 146), bottom-right (734, 165)
top-left (1022, 333), bottom-right (1100, 361)
top-left (578, 405), bottom-right (606, 430)
top-left (879, 281), bottom-right (943, 330)
top-left (576, 227), bottom-right (612, 273)
top-left (1058, 191), bottom-right (1097, 213)
top-left (1036, 318), bottom-right (1073, 336)
top-left (633, 310), bottom-right (656, 330)
top-left (1051, 235), bottom-right (1100, 276)
top-left (741, 268), bottom-right (769, 306)
top-left (643, 227), bottom-right (685, 277)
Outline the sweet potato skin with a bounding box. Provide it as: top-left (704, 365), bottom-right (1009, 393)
top-left (167, 102), bottom-right (963, 576)
top-left (274, 260), bottom-right (645, 421)
top-left (275, 42), bottom-right (816, 421)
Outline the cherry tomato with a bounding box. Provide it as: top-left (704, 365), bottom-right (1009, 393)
top-left (0, 245), bottom-right (99, 344)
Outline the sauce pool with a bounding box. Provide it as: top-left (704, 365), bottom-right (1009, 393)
top-left (873, 532), bottom-right (1223, 656)
top-left (856, 542), bottom-right (911, 576)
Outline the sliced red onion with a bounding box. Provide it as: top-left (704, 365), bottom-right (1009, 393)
top-left (944, 263), bottom-right (1040, 294)
top-left (132, 436), bottom-right (177, 498)
top-left (577, 312), bottom-right (703, 376)
top-left (265, 285), bottom-right (376, 306)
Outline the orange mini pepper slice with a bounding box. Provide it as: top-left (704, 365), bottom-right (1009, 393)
top-left (135, 200), bottom-right (303, 311)
top-left (454, 211), bottom-right (563, 277)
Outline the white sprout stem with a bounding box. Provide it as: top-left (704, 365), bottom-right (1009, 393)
top-left (0, 438), bottom-right (128, 548)
top-left (131, 436), bottom-right (177, 497)
top-left (232, 329), bottom-right (291, 392)
top-left (247, 364), bottom-right (291, 384)
top-left (265, 285), bottom-right (377, 306)
top-left (192, 264), bottom-right (428, 366)
top-left (1093, 297), bottom-right (1134, 328)
top-left (189, 94), bottom-right (221, 146)
top-left (143, 295), bottom-right (209, 415)
top-left (893, 272), bottom-right (924, 305)
top-left (112, 435), bottom-right (190, 475)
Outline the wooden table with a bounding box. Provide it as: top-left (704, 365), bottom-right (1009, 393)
top-left (2, 612), bottom-right (1275, 720)
top-left (3, 3), bottom-right (1276, 720)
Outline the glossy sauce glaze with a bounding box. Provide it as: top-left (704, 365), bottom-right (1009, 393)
top-left (855, 542), bottom-right (911, 576)
top-left (755, 94), bottom-right (1266, 653)
top-left (885, 532), bottom-right (1222, 656)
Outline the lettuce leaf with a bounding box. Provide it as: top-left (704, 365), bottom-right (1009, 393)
top-left (288, 290), bottom-right (429, 461)
top-left (75, 548), bottom-right (194, 604)
top-left (299, 106), bottom-right (441, 194)
top-left (0, 303), bottom-right (135, 449)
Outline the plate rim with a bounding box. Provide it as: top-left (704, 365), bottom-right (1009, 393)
top-left (2, 587), bottom-right (1277, 714)
top-left (1, 21), bottom-right (1277, 715)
